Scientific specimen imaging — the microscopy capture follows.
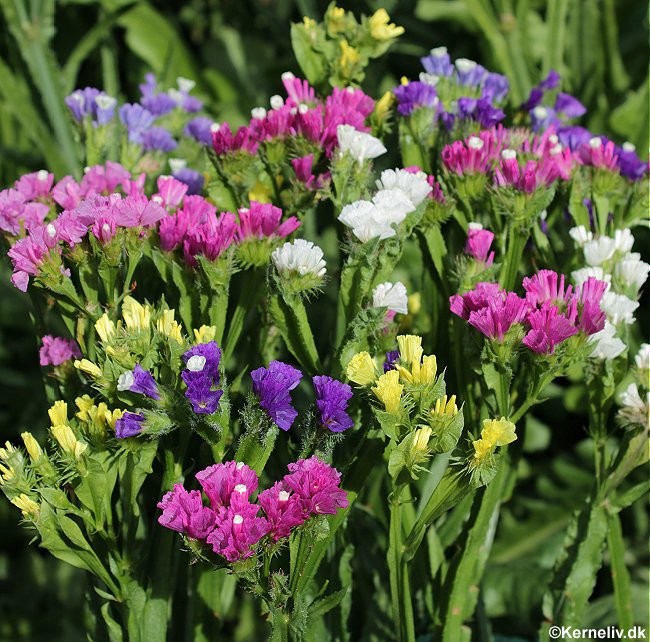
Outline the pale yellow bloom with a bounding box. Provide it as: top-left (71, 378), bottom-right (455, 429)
top-left (75, 395), bottom-right (95, 421)
top-left (122, 297), bottom-right (151, 332)
top-left (10, 494), bottom-right (39, 518)
top-left (411, 426), bottom-right (432, 455)
top-left (157, 310), bottom-right (184, 344)
top-left (194, 325), bottom-right (217, 344)
top-left (397, 335), bottom-right (422, 365)
top-left (471, 437), bottom-right (493, 463)
top-left (302, 16), bottom-right (316, 30)
top-left (48, 400), bottom-right (68, 427)
top-left (372, 370), bottom-right (403, 414)
top-left (397, 353), bottom-right (437, 385)
top-left (346, 351), bottom-right (377, 385)
top-left (400, 76), bottom-right (409, 86)
top-left (326, 6), bottom-right (346, 32)
top-left (339, 40), bottom-right (360, 77)
top-left (51, 425), bottom-right (87, 459)
top-left (95, 313), bottom-right (116, 343)
top-left (369, 8), bottom-right (405, 41)
top-left (432, 395), bottom-right (458, 417)
top-left (374, 91), bottom-right (394, 120)
top-left (0, 463), bottom-right (15, 483)
top-left (21, 432), bottom-right (43, 462)
top-left (0, 440), bottom-right (17, 461)
top-left (481, 417), bottom-right (517, 447)
top-left (74, 359), bottom-right (102, 379)
top-left (105, 408), bottom-right (124, 429)
top-left (408, 293), bottom-right (421, 315)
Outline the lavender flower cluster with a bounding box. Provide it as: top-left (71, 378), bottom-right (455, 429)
top-left (157, 457), bottom-right (348, 562)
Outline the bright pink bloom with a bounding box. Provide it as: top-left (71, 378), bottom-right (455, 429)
top-left (80, 161), bottom-right (131, 196)
top-left (258, 481), bottom-right (306, 541)
top-left (53, 210), bottom-right (89, 246)
top-left (14, 171), bottom-right (54, 200)
top-left (211, 123), bottom-right (258, 155)
top-left (442, 132), bottom-right (496, 176)
top-left (494, 157), bottom-right (559, 193)
top-left (91, 214), bottom-right (118, 244)
top-left (522, 304), bottom-right (577, 354)
top-left (154, 175), bottom-right (188, 209)
top-left (183, 211), bottom-right (237, 265)
top-left (39, 335), bottom-right (81, 366)
top-left (122, 173), bottom-right (147, 198)
top-left (282, 73), bottom-right (316, 105)
top-left (282, 456), bottom-right (348, 518)
top-left (195, 461), bottom-right (259, 511)
top-left (157, 485), bottom-right (218, 540)
top-left (523, 269), bottom-right (573, 307)
top-left (113, 194), bottom-right (167, 227)
top-left (206, 502), bottom-right (269, 562)
top-left (468, 292), bottom-right (527, 340)
top-left (52, 176), bottom-right (82, 210)
top-left (465, 227), bottom-right (495, 265)
top-left (575, 277), bottom-right (607, 334)
top-left (449, 282), bottom-right (503, 320)
top-left (577, 138), bottom-right (619, 171)
top-left (236, 201), bottom-right (300, 242)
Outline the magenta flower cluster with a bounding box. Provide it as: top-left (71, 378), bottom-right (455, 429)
top-left (450, 270), bottom-right (607, 354)
top-left (39, 334), bottom-right (81, 367)
top-left (157, 457), bottom-right (348, 562)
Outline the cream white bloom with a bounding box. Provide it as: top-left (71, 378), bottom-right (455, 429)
top-left (613, 228), bottom-right (635, 253)
top-left (372, 281), bottom-right (408, 314)
top-left (375, 169), bottom-right (432, 207)
top-left (635, 343), bottom-right (650, 374)
top-left (572, 267), bottom-right (611, 288)
top-left (336, 124), bottom-right (387, 163)
top-left (339, 189), bottom-right (415, 242)
top-left (569, 225), bottom-right (593, 247)
top-left (588, 323), bottom-right (626, 360)
top-left (583, 236), bottom-right (616, 266)
top-left (614, 253), bottom-right (650, 292)
top-left (600, 291), bottom-right (639, 325)
top-left (186, 356), bottom-right (206, 372)
top-left (272, 239), bottom-right (326, 277)
top-left (117, 371), bottom-right (135, 392)
top-left (618, 383), bottom-right (649, 429)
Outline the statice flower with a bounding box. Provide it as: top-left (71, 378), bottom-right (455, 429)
top-left (66, 88), bottom-right (117, 125)
top-left (375, 168), bottom-right (432, 207)
top-left (141, 127), bottom-right (177, 152)
top-left (271, 239), bottom-right (326, 278)
top-left (312, 375), bottom-right (354, 433)
top-left (449, 282), bottom-right (504, 320)
top-left (336, 124), bottom-right (387, 163)
top-left (421, 47), bottom-right (454, 77)
top-left (282, 456), bottom-right (349, 517)
top-left (600, 292), bottom-right (639, 326)
top-left (588, 323), bottom-right (626, 360)
top-left (258, 482), bottom-right (306, 541)
top-left (523, 269), bottom-right (573, 307)
top-left (14, 170), bottom-right (54, 200)
top-left (157, 485), bottom-right (218, 539)
top-left (251, 361), bottom-right (303, 431)
top-left (184, 117), bottom-right (214, 145)
top-left (442, 133), bottom-right (496, 176)
top-left (117, 364), bottom-right (160, 400)
top-left (617, 384), bottom-right (649, 430)
top-left (465, 224), bottom-right (495, 266)
top-left (119, 103), bottom-right (155, 144)
top-left (468, 292), bottom-right (528, 341)
top-left (372, 281), bottom-right (408, 314)
top-left (236, 202), bottom-right (300, 242)
top-left (393, 80), bottom-right (438, 116)
top-left (39, 335), bottom-right (82, 366)
top-left (522, 305), bottom-right (577, 354)
top-left (195, 461), bottom-right (258, 510)
top-left (115, 411), bottom-right (146, 438)
top-left (182, 342), bottom-right (223, 415)
top-left (616, 143), bottom-right (648, 181)
top-left (615, 253), bottom-right (650, 293)
top-left (206, 502), bottom-right (269, 562)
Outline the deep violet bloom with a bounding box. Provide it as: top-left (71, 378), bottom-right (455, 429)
top-left (384, 350), bottom-right (400, 372)
top-left (39, 335), bottom-right (81, 366)
top-left (172, 168), bottom-right (205, 195)
top-left (393, 81), bottom-right (438, 116)
top-left (282, 456), bottom-right (348, 517)
top-left (157, 485), bottom-right (218, 539)
top-left (182, 342), bottom-right (223, 414)
top-left (312, 375), bottom-right (354, 433)
top-left (250, 361), bottom-right (303, 431)
top-left (117, 364), bottom-right (161, 400)
top-left (115, 411), bottom-right (146, 438)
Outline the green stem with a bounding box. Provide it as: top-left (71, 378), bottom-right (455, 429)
top-left (606, 511), bottom-right (635, 630)
top-left (223, 270), bottom-right (264, 363)
top-left (270, 609), bottom-right (290, 642)
top-left (499, 225), bottom-right (528, 291)
top-left (388, 486), bottom-right (416, 642)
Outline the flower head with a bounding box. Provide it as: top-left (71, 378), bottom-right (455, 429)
top-left (313, 375), bottom-right (354, 433)
top-left (372, 370), bottom-right (403, 414)
top-left (206, 502), bottom-right (269, 562)
top-left (258, 481), bottom-right (306, 541)
top-left (39, 335), bottom-right (81, 367)
top-left (522, 305), bottom-right (577, 354)
top-left (117, 364), bottom-right (160, 400)
top-left (346, 352), bottom-right (377, 385)
top-left (251, 361), bottom-right (303, 431)
top-left (196, 461), bottom-right (259, 510)
top-left (114, 411), bottom-right (145, 438)
top-left (336, 124), bottom-right (387, 163)
top-left (372, 281), bottom-right (408, 314)
top-left (157, 485), bottom-right (218, 539)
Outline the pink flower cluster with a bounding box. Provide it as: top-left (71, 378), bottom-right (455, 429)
top-left (211, 73), bottom-right (375, 187)
top-left (450, 269), bottom-right (607, 354)
top-left (39, 334), bottom-right (81, 366)
top-left (159, 199), bottom-right (300, 267)
top-left (465, 226), bottom-right (495, 266)
top-left (441, 127), bottom-right (577, 191)
top-left (158, 457), bottom-right (348, 563)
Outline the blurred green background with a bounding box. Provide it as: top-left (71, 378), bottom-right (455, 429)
top-left (0, 1), bottom-right (648, 640)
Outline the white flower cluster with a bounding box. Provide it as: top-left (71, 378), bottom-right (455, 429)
top-left (339, 169), bottom-right (432, 242)
top-left (617, 343), bottom-right (650, 429)
top-left (336, 124), bottom-right (387, 164)
top-left (570, 226), bottom-right (649, 361)
top-left (272, 239), bottom-right (326, 278)
top-left (372, 281), bottom-right (408, 314)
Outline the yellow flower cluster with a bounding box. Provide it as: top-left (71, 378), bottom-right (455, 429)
top-left (368, 8), bottom-right (405, 41)
top-left (395, 335), bottom-right (437, 385)
top-left (48, 401), bottom-right (87, 459)
top-left (76, 395), bottom-right (124, 433)
top-left (346, 351), bottom-right (377, 385)
top-left (471, 417), bottom-right (517, 465)
top-left (372, 370), bottom-right (403, 415)
top-left (194, 325), bottom-right (217, 344)
top-left (431, 395), bottom-right (458, 417)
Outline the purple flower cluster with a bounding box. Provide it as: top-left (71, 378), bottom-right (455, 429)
top-left (450, 270), bottom-right (607, 354)
top-left (115, 411), bottom-right (146, 439)
top-left (158, 457), bottom-right (348, 561)
top-left (39, 335), bottom-right (81, 366)
top-left (65, 88), bottom-right (117, 126)
top-left (313, 375), bottom-right (354, 432)
top-left (251, 361), bottom-right (303, 431)
top-left (182, 342), bottom-right (223, 414)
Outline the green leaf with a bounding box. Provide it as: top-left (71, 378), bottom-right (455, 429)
top-left (290, 22), bottom-right (328, 86)
top-left (609, 79), bottom-right (650, 155)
